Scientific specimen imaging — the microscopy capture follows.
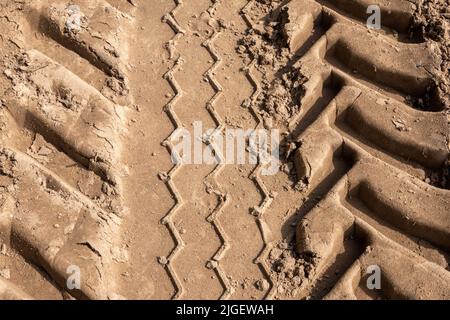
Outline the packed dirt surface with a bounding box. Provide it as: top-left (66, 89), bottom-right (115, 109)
top-left (0, 0), bottom-right (448, 300)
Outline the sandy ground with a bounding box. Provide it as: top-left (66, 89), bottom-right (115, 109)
top-left (0, 0), bottom-right (448, 300)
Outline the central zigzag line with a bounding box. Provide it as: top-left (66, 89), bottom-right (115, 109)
top-left (202, 0), bottom-right (234, 299)
top-left (159, 0), bottom-right (186, 300)
top-left (240, 1), bottom-right (276, 300)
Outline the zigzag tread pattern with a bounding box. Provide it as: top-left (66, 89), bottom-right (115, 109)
top-left (159, 0), bottom-right (186, 300)
top-left (202, 0), bottom-right (234, 300)
top-left (241, 0), bottom-right (277, 300)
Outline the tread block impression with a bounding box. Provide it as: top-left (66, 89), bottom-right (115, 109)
top-left (0, 148), bottom-right (121, 299)
top-left (320, 0), bottom-right (416, 33)
top-left (284, 0), bottom-right (441, 108)
top-left (4, 49), bottom-right (126, 188)
top-left (295, 156), bottom-right (450, 299)
top-left (345, 89), bottom-right (448, 169)
top-left (295, 85), bottom-right (449, 181)
top-left (325, 218), bottom-right (450, 300)
top-left (326, 23), bottom-right (438, 96)
top-left (35, 0), bottom-right (131, 82)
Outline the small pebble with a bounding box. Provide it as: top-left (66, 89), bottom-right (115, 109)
top-left (255, 279), bottom-right (270, 291)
